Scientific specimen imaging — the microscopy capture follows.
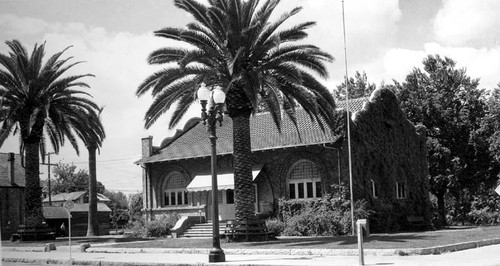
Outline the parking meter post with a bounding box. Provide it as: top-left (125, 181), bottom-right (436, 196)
top-left (356, 219), bottom-right (368, 266)
top-left (66, 210), bottom-right (72, 261)
top-left (63, 200), bottom-right (74, 261)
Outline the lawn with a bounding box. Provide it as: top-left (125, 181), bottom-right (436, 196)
top-left (3, 225), bottom-right (500, 250)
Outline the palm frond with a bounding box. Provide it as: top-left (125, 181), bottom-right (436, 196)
top-left (154, 27), bottom-right (183, 40)
top-left (175, 0), bottom-right (215, 33)
top-left (253, 6), bottom-right (302, 49)
top-left (148, 48), bottom-right (188, 65)
top-left (144, 76), bottom-right (200, 129)
top-left (168, 92), bottom-right (195, 128)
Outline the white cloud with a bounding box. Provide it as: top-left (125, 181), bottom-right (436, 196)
top-left (0, 14), bottom-right (57, 36)
top-left (434, 0), bottom-right (500, 47)
top-left (381, 43), bottom-right (500, 89)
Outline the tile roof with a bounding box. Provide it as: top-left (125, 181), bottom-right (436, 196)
top-left (43, 206), bottom-right (68, 219)
top-left (0, 153), bottom-right (25, 187)
top-left (44, 191), bottom-right (87, 202)
top-left (139, 97), bottom-right (368, 164)
top-left (70, 202), bottom-right (112, 213)
top-left (43, 192), bottom-right (110, 203)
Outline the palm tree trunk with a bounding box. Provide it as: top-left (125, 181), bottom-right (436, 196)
top-left (226, 84), bottom-right (256, 221)
top-left (87, 145), bottom-right (99, 236)
top-left (232, 114), bottom-right (255, 220)
top-left (24, 140), bottom-right (45, 227)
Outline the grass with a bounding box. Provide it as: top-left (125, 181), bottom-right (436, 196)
top-left (3, 225), bottom-right (500, 250)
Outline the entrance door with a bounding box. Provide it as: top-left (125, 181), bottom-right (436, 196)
top-left (219, 189), bottom-right (235, 221)
top-left (207, 190), bottom-right (235, 221)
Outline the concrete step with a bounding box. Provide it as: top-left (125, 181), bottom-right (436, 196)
top-left (179, 223), bottom-right (227, 238)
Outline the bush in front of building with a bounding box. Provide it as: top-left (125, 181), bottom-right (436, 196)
top-left (445, 188), bottom-right (500, 226)
top-left (277, 185), bottom-right (371, 236)
top-left (265, 218), bottom-right (285, 236)
top-left (128, 213), bottom-right (180, 238)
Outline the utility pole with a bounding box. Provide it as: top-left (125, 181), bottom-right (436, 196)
top-left (341, 0), bottom-right (356, 236)
top-left (40, 152), bottom-right (57, 206)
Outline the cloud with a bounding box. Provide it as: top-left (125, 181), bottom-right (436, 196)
top-left (381, 43), bottom-right (500, 89)
top-left (0, 14), bottom-right (57, 37)
top-left (434, 0), bottom-right (500, 47)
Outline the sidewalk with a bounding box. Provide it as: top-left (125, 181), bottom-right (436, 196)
top-left (3, 242), bottom-right (500, 266)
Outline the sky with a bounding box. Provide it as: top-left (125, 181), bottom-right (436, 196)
top-left (0, 0), bottom-right (499, 195)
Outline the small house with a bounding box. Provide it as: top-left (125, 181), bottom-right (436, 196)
top-left (42, 191), bottom-right (112, 236)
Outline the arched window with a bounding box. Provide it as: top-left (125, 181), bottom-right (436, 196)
top-left (162, 171), bottom-right (188, 207)
top-left (287, 160), bottom-right (322, 199)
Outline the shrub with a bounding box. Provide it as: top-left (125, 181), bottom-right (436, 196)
top-left (444, 188), bottom-right (500, 226)
top-left (468, 191), bottom-right (500, 225)
top-left (127, 213), bottom-right (180, 238)
top-left (265, 218), bottom-right (285, 236)
top-left (277, 185), bottom-right (371, 236)
top-left (127, 219), bottom-right (147, 238)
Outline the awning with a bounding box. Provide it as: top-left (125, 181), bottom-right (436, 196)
top-left (186, 169), bottom-right (261, 192)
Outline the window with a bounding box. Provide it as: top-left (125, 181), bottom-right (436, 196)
top-left (287, 160), bottom-right (322, 200)
top-left (316, 182), bottom-right (322, 198)
top-left (163, 172), bottom-right (189, 206)
top-left (396, 182), bottom-right (406, 199)
top-left (371, 179), bottom-right (378, 198)
top-left (226, 189), bottom-right (234, 204)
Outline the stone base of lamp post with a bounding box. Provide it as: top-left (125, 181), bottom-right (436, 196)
top-left (209, 248), bottom-right (226, 262)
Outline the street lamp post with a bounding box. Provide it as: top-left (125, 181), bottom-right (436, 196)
top-left (198, 83), bottom-right (226, 263)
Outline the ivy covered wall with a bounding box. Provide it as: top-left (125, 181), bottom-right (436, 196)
top-left (349, 88), bottom-right (431, 232)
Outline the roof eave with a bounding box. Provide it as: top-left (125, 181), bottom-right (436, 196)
top-left (139, 136), bottom-right (342, 164)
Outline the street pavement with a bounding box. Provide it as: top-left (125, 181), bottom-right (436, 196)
top-left (2, 243), bottom-right (500, 266)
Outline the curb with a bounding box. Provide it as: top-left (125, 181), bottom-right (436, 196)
top-left (5, 238), bottom-right (500, 256)
top-left (1, 257), bottom-right (201, 266)
top-left (82, 237), bottom-right (500, 256)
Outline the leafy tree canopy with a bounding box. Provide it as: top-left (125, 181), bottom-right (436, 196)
top-left (45, 163), bottom-right (105, 195)
top-left (477, 85), bottom-right (500, 164)
top-left (394, 54), bottom-right (498, 225)
top-left (103, 190), bottom-right (128, 210)
top-left (128, 193), bottom-right (143, 222)
top-left (335, 71), bottom-right (376, 101)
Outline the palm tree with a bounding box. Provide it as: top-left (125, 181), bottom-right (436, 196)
top-left (0, 40), bottom-right (99, 227)
top-left (137, 0), bottom-right (337, 221)
top-left (71, 108), bottom-right (105, 236)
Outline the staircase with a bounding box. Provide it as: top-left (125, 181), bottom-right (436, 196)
top-left (179, 222), bottom-right (227, 238)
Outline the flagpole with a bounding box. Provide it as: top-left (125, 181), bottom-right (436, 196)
top-left (342, 0), bottom-right (356, 236)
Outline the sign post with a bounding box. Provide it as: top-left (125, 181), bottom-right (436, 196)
top-left (63, 200), bottom-right (74, 261)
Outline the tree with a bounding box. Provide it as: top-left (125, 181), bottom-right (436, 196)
top-left (104, 190), bottom-right (129, 230)
top-left (128, 193), bottom-right (143, 222)
top-left (478, 85), bottom-right (500, 163)
top-left (335, 71), bottom-right (376, 100)
top-left (49, 163), bottom-right (105, 194)
top-left (103, 190), bottom-right (128, 210)
top-left (0, 40), bottom-right (99, 227)
top-left (395, 55), bottom-right (493, 226)
top-left (137, 0), bottom-right (336, 221)
top-left (72, 108), bottom-right (105, 237)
